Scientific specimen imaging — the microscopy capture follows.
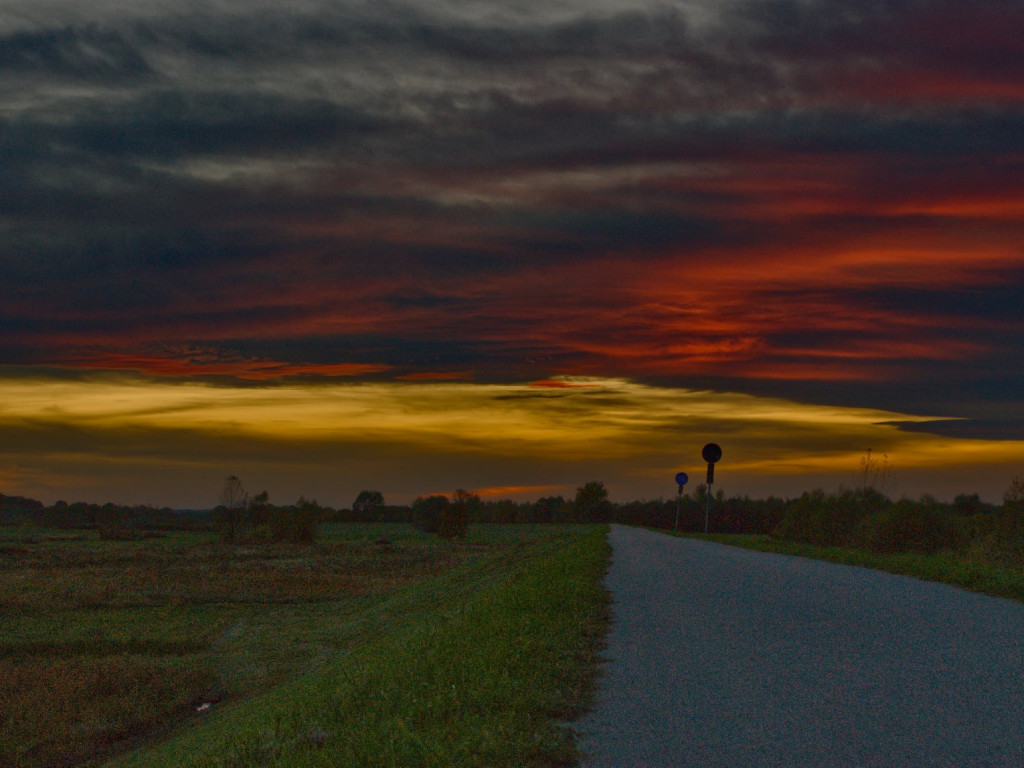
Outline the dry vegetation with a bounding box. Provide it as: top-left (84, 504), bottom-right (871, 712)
top-left (0, 524), bottom-right (514, 768)
top-left (3, 529), bottom-right (461, 613)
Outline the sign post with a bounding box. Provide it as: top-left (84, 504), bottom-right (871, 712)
top-left (673, 472), bottom-right (688, 531)
top-left (701, 443), bottom-right (722, 534)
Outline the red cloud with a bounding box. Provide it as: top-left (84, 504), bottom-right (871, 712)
top-left (528, 379), bottom-right (601, 389)
top-left (47, 352), bottom-right (391, 380)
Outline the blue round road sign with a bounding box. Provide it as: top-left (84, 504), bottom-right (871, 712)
top-left (675, 472), bottom-right (689, 486)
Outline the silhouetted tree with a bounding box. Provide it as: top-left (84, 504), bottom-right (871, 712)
top-left (859, 449), bottom-right (894, 497)
top-left (773, 488), bottom-right (882, 547)
top-left (0, 493), bottom-right (45, 524)
top-left (614, 498), bottom-right (676, 529)
top-left (217, 475), bottom-right (248, 543)
top-left (439, 489), bottom-right (473, 539)
top-left (220, 475), bottom-right (246, 507)
top-left (270, 496), bottom-right (320, 543)
top-left (574, 481), bottom-right (611, 522)
top-left (353, 490), bottom-right (385, 517)
top-left (485, 499), bottom-right (518, 524)
top-left (534, 495), bottom-right (568, 523)
top-left (954, 493), bottom-right (984, 517)
top-left (412, 495), bottom-right (449, 534)
top-left (853, 498), bottom-right (959, 554)
top-left (1005, 477), bottom-right (1024, 515)
top-left (248, 490), bottom-right (271, 533)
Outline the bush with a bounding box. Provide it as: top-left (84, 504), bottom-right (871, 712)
top-left (853, 499), bottom-right (960, 554)
top-left (352, 490), bottom-right (385, 517)
top-left (412, 495), bottom-right (449, 534)
top-left (573, 481), bottom-right (611, 523)
top-left (97, 505), bottom-right (140, 541)
top-left (98, 526), bottom-right (144, 541)
top-left (268, 497), bottom-right (320, 543)
top-left (438, 501), bottom-right (469, 540)
top-left (1005, 477), bottom-right (1024, 515)
top-left (214, 504), bottom-right (248, 543)
top-left (773, 488), bottom-right (886, 547)
top-left (971, 510), bottom-right (1024, 568)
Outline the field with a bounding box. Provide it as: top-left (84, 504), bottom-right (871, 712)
top-left (0, 523), bottom-right (611, 768)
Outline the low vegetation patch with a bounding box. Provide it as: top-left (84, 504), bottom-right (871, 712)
top-left (719, 479), bottom-right (1024, 602)
top-left (670, 532), bottom-right (1024, 604)
top-left (1, 524), bottom-right (610, 768)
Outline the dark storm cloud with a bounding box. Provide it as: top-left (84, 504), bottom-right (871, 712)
top-left (730, 0), bottom-right (1024, 96)
top-left (140, 4), bottom-right (694, 65)
top-left (397, 8), bottom-right (694, 62)
top-left (0, 95), bottom-right (390, 198)
top-left (1, 0), bottom-right (1023, 509)
top-left (5, 2), bottom-right (1018, 188)
top-left (1, 0), bottom-right (1022, 394)
top-left (228, 335), bottom-right (495, 370)
top-left (58, 92), bottom-right (389, 161)
top-left (530, 107), bottom-right (1024, 167)
top-left (762, 269), bottom-right (1024, 337)
top-left (882, 419), bottom-right (1024, 441)
top-left (0, 24), bottom-right (151, 79)
top-left (867, 275), bottom-right (1024, 326)
top-left (741, 109), bottom-right (1024, 157)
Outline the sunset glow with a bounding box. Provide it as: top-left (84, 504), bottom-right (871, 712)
top-left (1, 373), bottom-right (1020, 507)
top-left (1, 0), bottom-right (1022, 508)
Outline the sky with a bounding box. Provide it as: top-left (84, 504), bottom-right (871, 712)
top-left (1, 0), bottom-right (1022, 509)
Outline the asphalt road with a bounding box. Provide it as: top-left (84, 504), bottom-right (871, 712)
top-left (575, 525), bottom-right (1024, 767)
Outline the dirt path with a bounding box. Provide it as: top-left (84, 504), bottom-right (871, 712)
top-left (575, 525), bottom-right (1024, 767)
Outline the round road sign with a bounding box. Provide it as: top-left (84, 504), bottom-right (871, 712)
top-left (675, 472), bottom-right (689, 486)
top-left (702, 443), bottom-right (723, 463)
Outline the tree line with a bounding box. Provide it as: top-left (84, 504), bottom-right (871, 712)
top-left (772, 480), bottom-right (1024, 564)
top-left (4, 476), bottom-right (1022, 557)
top-left (0, 494), bottom-right (205, 535)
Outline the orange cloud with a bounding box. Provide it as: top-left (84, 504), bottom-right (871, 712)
top-left (471, 484), bottom-right (563, 499)
top-left (2, 373), bottom-right (1020, 507)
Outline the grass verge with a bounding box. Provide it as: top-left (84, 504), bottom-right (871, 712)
top-left (102, 525), bottom-right (611, 768)
top-left (665, 531), bottom-right (1024, 603)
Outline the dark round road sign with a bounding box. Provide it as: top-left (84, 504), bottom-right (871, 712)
top-left (675, 472), bottom-right (689, 486)
top-left (702, 442), bottom-right (723, 463)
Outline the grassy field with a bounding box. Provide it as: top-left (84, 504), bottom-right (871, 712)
top-left (668, 531), bottom-right (1024, 604)
top-left (0, 523), bottom-right (610, 768)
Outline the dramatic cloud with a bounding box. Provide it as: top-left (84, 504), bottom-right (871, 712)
top-left (2, 0), bottom-right (1021, 505)
top-left (2, 373), bottom-right (1020, 507)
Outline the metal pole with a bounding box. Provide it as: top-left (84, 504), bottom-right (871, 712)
top-left (700, 444), bottom-right (721, 536)
top-left (674, 486), bottom-right (682, 531)
top-left (704, 480), bottom-right (711, 534)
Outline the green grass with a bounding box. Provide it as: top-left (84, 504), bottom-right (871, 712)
top-left (664, 531), bottom-right (1024, 603)
top-left (0, 524), bottom-right (611, 768)
top-left (2, 523), bottom-right (475, 768)
top-left (104, 525), bottom-right (610, 768)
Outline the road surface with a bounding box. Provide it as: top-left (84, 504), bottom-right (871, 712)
top-left (575, 525), bottom-right (1024, 767)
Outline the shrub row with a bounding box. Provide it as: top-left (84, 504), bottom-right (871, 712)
top-left (772, 483), bottom-right (1024, 566)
